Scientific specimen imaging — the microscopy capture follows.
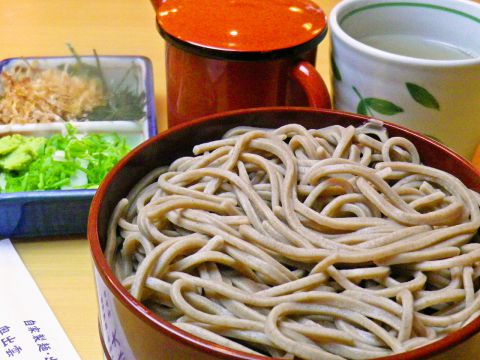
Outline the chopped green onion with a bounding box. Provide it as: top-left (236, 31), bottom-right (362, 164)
top-left (0, 124), bottom-right (130, 193)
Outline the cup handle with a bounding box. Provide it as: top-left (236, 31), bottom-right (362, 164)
top-left (291, 60), bottom-right (331, 109)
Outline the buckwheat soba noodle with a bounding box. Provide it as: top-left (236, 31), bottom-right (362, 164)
top-left (106, 122), bottom-right (480, 360)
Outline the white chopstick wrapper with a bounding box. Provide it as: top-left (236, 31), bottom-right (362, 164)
top-left (0, 239), bottom-right (81, 360)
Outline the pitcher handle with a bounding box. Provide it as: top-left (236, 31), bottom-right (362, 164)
top-left (291, 60), bottom-right (331, 109)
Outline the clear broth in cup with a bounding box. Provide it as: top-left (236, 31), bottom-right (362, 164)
top-left (359, 34), bottom-right (478, 60)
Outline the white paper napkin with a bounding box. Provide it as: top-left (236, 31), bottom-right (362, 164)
top-left (0, 239), bottom-right (81, 360)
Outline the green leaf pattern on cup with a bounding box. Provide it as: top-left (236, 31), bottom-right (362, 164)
top-left (364, 98), bottom-right (404, 115)
top-left (350, 85), bottom-right (444, 146)
top-left (406, 82), bottom-right (440, 110)
top-left (356, 100), bottom-right (369, 116)
top-left (331, 55), bottom-right (342, 81)
top-left (353, 86), bottom-right (403, 116)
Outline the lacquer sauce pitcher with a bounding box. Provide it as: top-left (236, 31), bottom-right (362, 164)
top-left (151, 0), bottom-right (331, 127)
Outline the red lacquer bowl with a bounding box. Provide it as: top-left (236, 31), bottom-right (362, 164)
top-left (88, 107), bottom-right (480, 360)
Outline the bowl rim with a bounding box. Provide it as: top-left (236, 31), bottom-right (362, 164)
top-left (88, 106), bottom-right (480, 360)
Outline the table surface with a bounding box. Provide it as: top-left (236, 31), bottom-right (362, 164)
top-left (0, 1), bottom-right (478, 359)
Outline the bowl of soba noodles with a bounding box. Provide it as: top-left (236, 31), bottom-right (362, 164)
top-left (88, 107), bottom-right (480, 360)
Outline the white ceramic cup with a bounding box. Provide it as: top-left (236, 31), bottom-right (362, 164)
top-left (329, 0), bottom-right (480, 159)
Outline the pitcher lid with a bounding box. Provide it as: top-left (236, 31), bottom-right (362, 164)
top-left (156, 0), bottom-right (327, 60)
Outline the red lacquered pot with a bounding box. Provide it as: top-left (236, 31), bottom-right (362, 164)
top-left (89, 107), bottom-right (480, 360)
top-left (152, 0), bottom-right (332, 127)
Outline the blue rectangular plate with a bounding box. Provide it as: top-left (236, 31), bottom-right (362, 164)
top-left (0, 55), bottom-right (157, 238)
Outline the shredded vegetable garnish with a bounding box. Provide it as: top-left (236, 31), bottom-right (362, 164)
top-left (67, 45), bottom-right (147, 121)
top-left (0, 61), bottom-right (105, 124)
top-left (0, 46), bottom-right (147, 124)
top-left (0, 124), bottom-right (130, 192)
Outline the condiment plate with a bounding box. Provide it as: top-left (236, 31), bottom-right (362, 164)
top-left (0, 56), bottom-right (157, 238)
